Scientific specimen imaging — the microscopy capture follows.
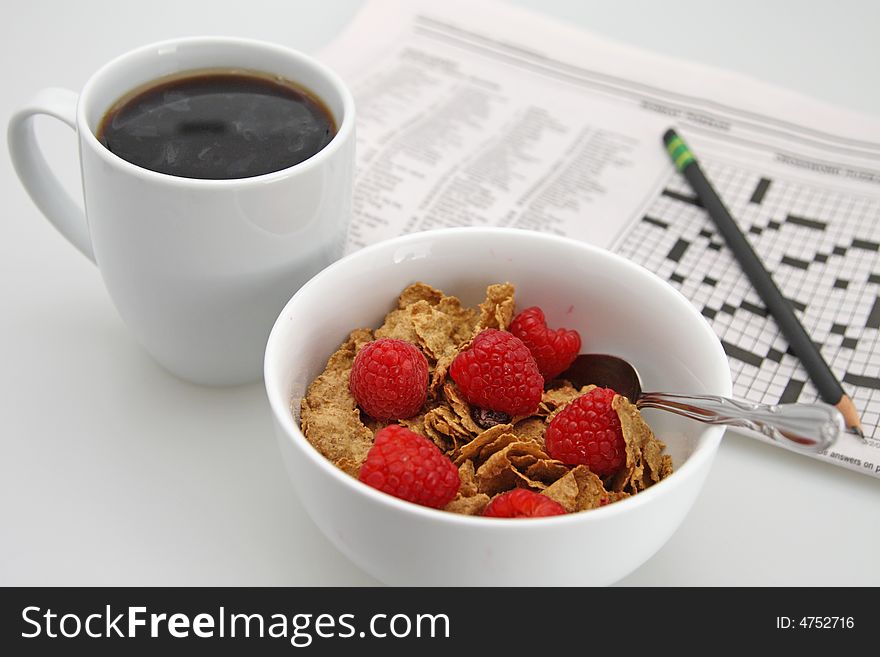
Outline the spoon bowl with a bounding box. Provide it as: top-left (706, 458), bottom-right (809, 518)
top-left (561, 354), bottom-right (843, 451)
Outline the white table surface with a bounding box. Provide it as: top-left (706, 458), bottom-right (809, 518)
top-left (2, 0), bottom-right (879, 587)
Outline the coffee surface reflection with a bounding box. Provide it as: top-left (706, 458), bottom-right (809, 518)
top-left (98, 70), bottom-right (336, 180)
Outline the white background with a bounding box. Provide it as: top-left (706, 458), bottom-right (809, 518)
top-left (2, 0), bottom-right (878, 586)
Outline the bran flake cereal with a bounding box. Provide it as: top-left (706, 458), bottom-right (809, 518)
top-left (298, 282), bottom-right (673, 516)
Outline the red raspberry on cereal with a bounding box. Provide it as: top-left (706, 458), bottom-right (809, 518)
top-left (359, 425), bottom-right (460, 509)
top-left (349, 339), bottom-right (428, 421)
top-left (449, 329), bottom-right (543, 416)
top-left (482, 488), bottom-right (566, 518)
top-left (509, 306), bottom-right (581, 381)
top-left (544, 387), bottom-right (626, 476)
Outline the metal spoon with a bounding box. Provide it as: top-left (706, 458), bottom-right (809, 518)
top-left (559, 354), bottom-right (843, 451)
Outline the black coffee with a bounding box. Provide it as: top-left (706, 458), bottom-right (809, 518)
top-left (97, 70), bottom-right (336, 180)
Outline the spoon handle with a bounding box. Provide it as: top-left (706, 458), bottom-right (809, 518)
top-left (636, 392), bottom-right (843, 451)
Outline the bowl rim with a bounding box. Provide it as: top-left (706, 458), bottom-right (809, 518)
top-left (264, 227), bottom-right (732, 527)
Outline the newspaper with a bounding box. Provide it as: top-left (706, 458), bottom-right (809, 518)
top-left (319, 0), bottom-right (880, 478)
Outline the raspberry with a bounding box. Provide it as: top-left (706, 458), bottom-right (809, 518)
top-left (358, 425), bottom-right (460, 508)
top-left (482, 488), bottom-right (566, 518)
top-left (509, 306), bottom-right (581, 381)
top-left (349, 339), bottom-right (429, 421)
top-left (544, 387), bottom-right (625, 476)
top-left (449, 329), bottom-right (543, 416)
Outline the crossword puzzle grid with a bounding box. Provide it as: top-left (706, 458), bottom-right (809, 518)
top-left (615, 160), bottom-right (880, 441)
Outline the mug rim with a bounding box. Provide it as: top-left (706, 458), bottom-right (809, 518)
top-left (76, 35), bottom-right (355, 187)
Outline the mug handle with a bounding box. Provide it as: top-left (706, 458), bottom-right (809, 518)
top-left (8, 88), bottom-right (95, 263)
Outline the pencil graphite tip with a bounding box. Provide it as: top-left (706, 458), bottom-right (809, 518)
top-left (835, 395), bottom-right (864, 441)
top-left (849, 426), bottom-right (866, 442)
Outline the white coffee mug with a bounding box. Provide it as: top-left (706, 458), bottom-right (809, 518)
top-left (8, 36), bottom-right (355, 385)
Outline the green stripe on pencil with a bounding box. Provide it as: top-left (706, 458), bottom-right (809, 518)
top-left (662, 128), bottom-right (864, 439)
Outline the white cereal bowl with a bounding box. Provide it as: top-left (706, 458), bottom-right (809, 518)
top-left (264, 227), bottom-right (731, 586)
